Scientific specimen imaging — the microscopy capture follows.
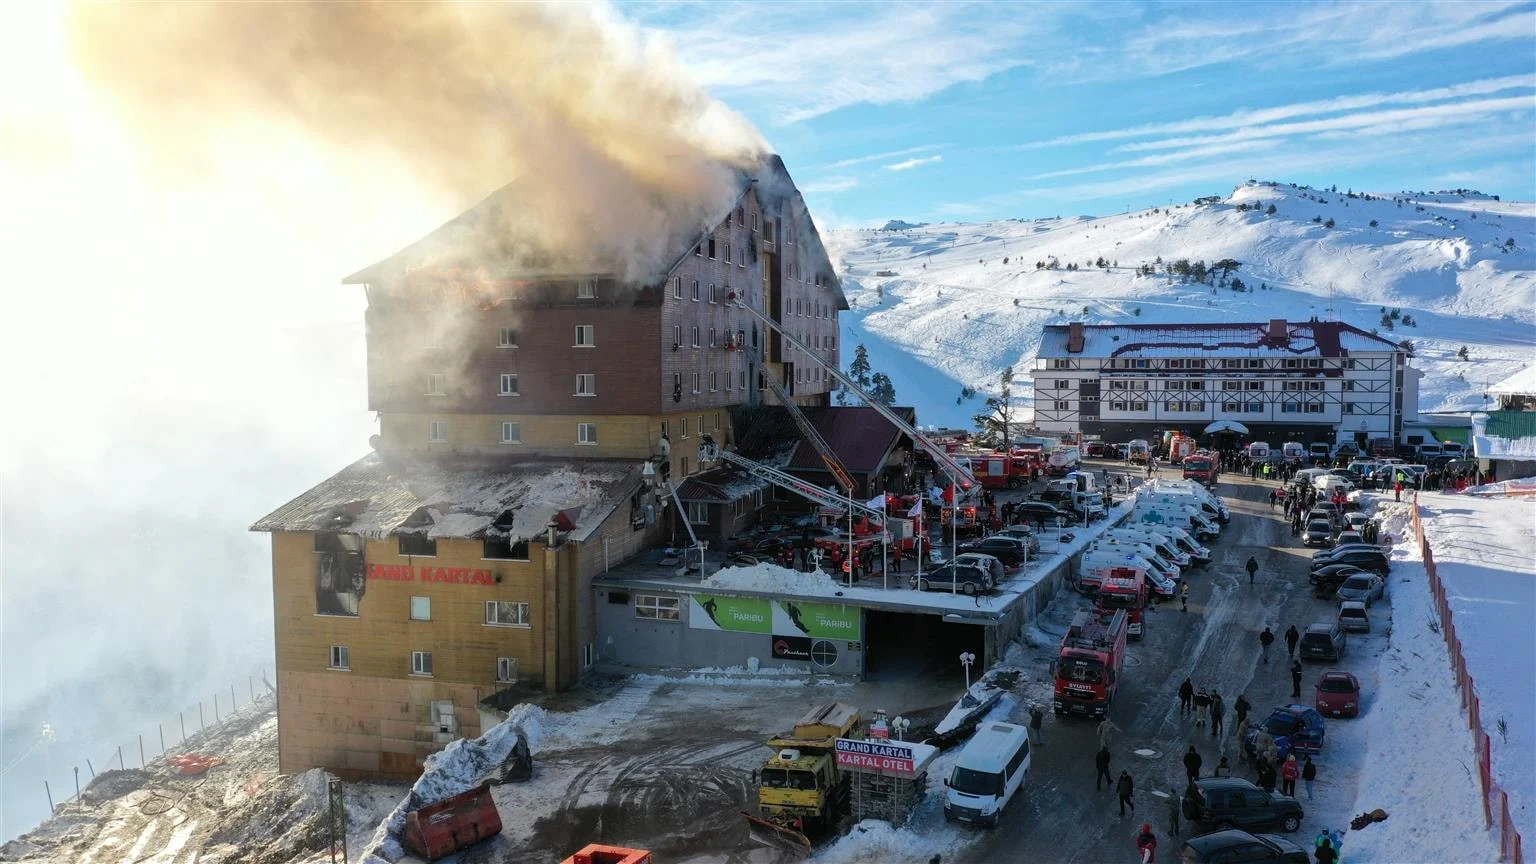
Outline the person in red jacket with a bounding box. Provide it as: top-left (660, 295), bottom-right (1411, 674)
top-left (1280, 754), bottom-right (1301, 797)
top-left (1135, 822), bottom-right (1158, 862)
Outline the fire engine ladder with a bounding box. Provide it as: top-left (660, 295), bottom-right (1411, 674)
top-left (757, 364), bottom-right (858, 496)
top-left (725, 292), bottom-right (978, 493)
top-left (662, 479), bottom-right (701, 549)
top-left (698, 435), bottom-right (884, 522)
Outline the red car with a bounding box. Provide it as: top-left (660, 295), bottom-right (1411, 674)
top-left (1315, 672), bottom-right (1361, 718)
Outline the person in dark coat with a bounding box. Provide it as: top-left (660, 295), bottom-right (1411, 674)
top-left (1029, 704), bottom-right (1045, 746)
top-left (1178, 678), bottom-right (1195, 715)
top-left (1117, 771), bottom-right (1136, 815)
top-left (1245, 556), bottom-right (1260, 584)
top-left (1165, 786), bottom-right (1182, 837)
top-left (1315, 835), bottom-right (1339, 864)
top-left (1256, 757), bottom-right (1277, 793)
top-left (1259, 627), bottom-right (1275, 664)
top-left (1182, 745), bottom-right (1203, 782)
top-left (1210, 691), bottom-right (1225, 738)
top-left (1135, 822), bottom-right (1157, 862)
top-left (1096, 745), bottom-right (1113, 790)
top-left (1302, 755), bottom-right (1317, 800)
top-left (1291, 658), bottom-right (1304, 698)
top-left (1234, 693), bottom-right (1251, 731)
top-left (1284, 624), bottom-right (1300, 659)
top-left (1193, 688), bottom-right (1212, 728)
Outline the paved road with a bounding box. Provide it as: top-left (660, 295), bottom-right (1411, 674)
top-left (959, 464), bottom-right (1335, 862)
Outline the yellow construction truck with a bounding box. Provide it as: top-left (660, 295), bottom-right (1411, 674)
top-left (743, 702), bottom-right (860, 855)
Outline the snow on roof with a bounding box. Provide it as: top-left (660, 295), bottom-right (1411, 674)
top-left (1471, 413), bottom-right (1536, 461)
top-left (701, 562), bottom-right (843, 596)
top-left (676, 464), bottom-right (769, 502)
top-left (1488, 365), bottom-right (1536, 397)
top-left (250, 451), bottom-right (639, 542)
top-left (1038, 321), bottom-right (1400, 359)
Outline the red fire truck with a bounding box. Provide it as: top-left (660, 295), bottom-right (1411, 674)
top-left (1182, 454), bottom-right (1219, 485)
top-left (1053, 609), bottom-right (1128, 717)
top-left (961, 452), bottom-right (1036, 490)
top-left (1094, 569), bottom-right (1148, 640)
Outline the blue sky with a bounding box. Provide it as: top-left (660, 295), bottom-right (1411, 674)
top-left (630, 0), bottom-right (1536, 226)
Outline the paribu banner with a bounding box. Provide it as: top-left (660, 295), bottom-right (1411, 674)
top-left (771, 600), bottom-right (862, 641)
top-left (687, 595), bottom-right (772, 633)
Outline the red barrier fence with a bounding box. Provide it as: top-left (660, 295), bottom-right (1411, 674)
top-left (1412, 494), bottom-right (1524, 863)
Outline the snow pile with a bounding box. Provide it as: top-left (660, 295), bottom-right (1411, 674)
top-left (201, 768), bottom-right (331, 864)
top-left (631, 671), bottom-right (834, 688)
top-left (701, 562), bottom-right (841, 596)
top-left (358, 707), bottom-right (542, 863)
top-left (1338, 516), bottom-right (1502, 863)
top-left (1471, 412), bottom-right (1536, 461)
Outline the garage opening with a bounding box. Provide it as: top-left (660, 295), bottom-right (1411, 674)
top-left (863, 609), bottom-right (987, 684)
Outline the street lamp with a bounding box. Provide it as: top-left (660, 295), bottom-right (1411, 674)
top-left (891, 716), bottom-right (911, 742)
top-left (959, 651), bottom-right (976, 691)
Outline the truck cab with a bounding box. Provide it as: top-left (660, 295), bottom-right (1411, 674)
top-left (755, 703), bottom-right (859, 832)
top-left (1095, 569), bottom-right (1148, 639)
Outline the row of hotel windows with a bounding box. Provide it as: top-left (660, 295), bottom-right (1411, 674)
top-left (686, 490), bottom-right (765, 524)
top-left (427, 421), bottom-right (596, 445)
top-left (1074, 400), bottom-right (1351, 414)
top-left (328, 647), bottom-right (521, 683)
top-left (492, 325), bottom-right (594, 349)
top-left (1049, 379), bottom-right (1350, 392)
top-left (393, 532), bottom-right (530, 560)
top-left (1051, 357), bottom-right (1352, 370)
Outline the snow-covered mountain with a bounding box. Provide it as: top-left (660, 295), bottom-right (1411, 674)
top-left (826, 181), bottom-right (1535, 428)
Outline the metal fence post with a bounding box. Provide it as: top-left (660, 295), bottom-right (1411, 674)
top-left (199, 703), bottom-right (205, 732)
top-left (180, 711), bottom-right (186, 744)
top-left (159, 724), bottom-right (165, 756)
top-left (117, 746), bottom-right (124, 770)
top-left (74, 767), bottom-right (80, 800)
top-left (139, 735), bottom-right (145, 768)
top-left (215, 693), bottom-right (220, 724)
top-left (86, 759), bottom-right (95, 779)
top-left (232, 683), bottom-right (238, 712)
top-left (44, 780), bottom-right (53, 813)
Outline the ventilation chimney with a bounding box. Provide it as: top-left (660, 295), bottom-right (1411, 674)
top-left (1067, 321), bottom-right (1085, 354)
top-left (1267, 318), bottom-right (1289, 344)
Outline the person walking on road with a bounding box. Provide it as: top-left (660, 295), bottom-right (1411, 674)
top-left (1315, 834), bottom-right (1339, 864)
top-left (1097, 717), bottom-right (1122, 749)
top-left (1117, 771), bottom-right (1136, 816)
top-left (1259, 627), bottom-right (1275, 664)
top-left (1281, 754), bottom-right (1300, 797)
top-left (1182, 745), bottom-right (1203, 782)
top-left (1193, 687), bottom-right (1212, 728)
top-left (1210, 691), bottom-right (1225, 738)
top-left (1213, 756), bottom-right (1232, 777)
top-left (1178, 678), bottom-right (1195, 715)
top-left (1096, 745), bottom-right (1114, 790)
top-left (1165, 787), bottom-right (1182, 837)
top-left (1235, 693), bottom-right (1252, 731)
top-left (1394, 479), bottom-right (1404, 502)
top-left (1179, 580), bottom-right (1190, 611)
top-left (1268, 490), bottom-right (1277, 509)
top-left (1302, 755), bottom-right (1317, 800)
top-left (1135, 822), bottom-right (1157, 863)
top-left (1291, 658), bottom-right (1304, 698)
top-left (1029, 704), bottom-right (1046, 747)
top-left (1246, 556), bottom-right (1260, 585)
top-left (1285, 624), bottom-right (1300, 659)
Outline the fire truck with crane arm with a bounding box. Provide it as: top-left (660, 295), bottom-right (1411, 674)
top-left (1054, 609), bottom-right (1129, 717)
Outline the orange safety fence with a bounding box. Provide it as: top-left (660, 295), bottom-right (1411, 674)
top-left (1412, 494), bottom-right (1524, 864)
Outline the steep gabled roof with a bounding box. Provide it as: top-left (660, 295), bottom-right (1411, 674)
top-left (787, 406), bottom-right (916, 475)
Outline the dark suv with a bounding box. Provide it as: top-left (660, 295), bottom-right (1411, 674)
top-left (958, 536), bottom-right (1030, 567)
top-left (1309, 549), bottom-right (1389, 577)
top-left (1177, 829), bottom-right (1309, 863)
top-left (1185, 777), bottom-right (1304, 834)
top-left (1013, 500), bottom-right (1080, 526)
top-left (1299, 622), bottom-right (1347, 661)
top-left (910, 562), bottom-right (993, 595)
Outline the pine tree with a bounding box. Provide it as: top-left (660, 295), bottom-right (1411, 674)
top-left (840, 344), bottom-right (874, 405)
top-left (971, 366), bottom-right (1017, 447)
top-left (870, 372), bottom-right (898, 407)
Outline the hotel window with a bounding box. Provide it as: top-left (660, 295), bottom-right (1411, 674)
top-left (723, 244), bottom-right (732, 264)
top-left (500, 422), bottom-right (521, 444)
top-left (1342, 380), bottom-right (1356, 391)
top-left (328, 645), bottom-right (350, 671)
top-left (577, 422), bottom-right (598, 445)
top-left (1165, 401), bottom-right (1178, 412)
top-left (499, 374), bottom-right (519, 396)
top-left (634, 594), bottom-right (681, 621)
top-left (1167, 359), bottom-right (1184, 369)
top-left (1110, 381), bottom-right (1128, 391)
top-left (751, 212), bottom-right (759, 231)
top-left (1245, 359), bottom-right (1263, 369)
top-left (497, 657), bottom-right (519, 684)
top-left (426, 373), bottom-right (445, 396)
top-left (740, 370), bottom-right (748, 389)
top-left (1224, 401), bottom-right (1243, 413)
top-left (578, 279), bottom-right (597, 299)
top-left (428, 421), bottom-right (447, 444)
top-left (584, 643), bottom-right (596, 668)
top-left (673, 325), bottom-right (682, 348)
top-left (672, 373), bottom-right (682, 397)
top-left (709, 283), bottom-right (717, 303)
top-left (575, 373), bottom-right (596, 396)
top-left (707, 238), bottom-right (716, 259)
top-left (736, 207), bottom-right (744, 226)
top-left (687, 501), bottom-right (709, 524)
top-left (1344, 402), bottom-right (1356, 414)
top-left (411, 651), bottom-right (433, 677)
top-left (574, 325), bottom-right (595, 347)
top-left (726, 371), bottom-right (735, 390)
top-left (410, 596), bottom-right (431, 621)
top-left (691, 326), bottom-right (700, 347)
top-left (484, 536), bottom-right (529, 560)
top-left (710, 371), bottom-right (719, 391)
top-left (691, 280), bottom-right (700, 301)
top-left (1188, 401), bottom-right (1205, 412)
top-left (1051, 359), bottom-right (1072, 369)
top-left (681, 456), bottom-right (689, 475)
top-left (1055, 379), bottom-right (1069, 389)
top-left (709, 327), bottom-right (717, 347)
top-left (1112, 401), bottom-right (1128, 412)
top-left (1187, 381), bottom-right (1204, 390)
top-left (1246, 403), bottom-right (1264, 413)
top-left (1223, 381), bottom-right (1241, 391)
top-left (1054, 400), bottom-right (1070, 411)
top-left (694, 244), bottom-right (702, 256)
top-left (681, 416), bottom-right (689, 438)
top-left (1132, 401), bottom-right (1148, 411)
top-left (1133, 359), bottom-right (1149, 368)
top-left (485, 600), bottom-right (531, 628)
top-left (1305, 403), bottom-right (1325, 414)
top-left (1247, 381), bottom-right (1264, 391)
top-left (1284, 359), bottom-right (1300, 369)
top-left (692, 372), bottom-right (701, 393)
top-left (1306, 359), bottom-right (1322, 368)
top-left (697, 415), bottom-right (704, 435)
top-left (1282, 402), bottom-right (1300, 413)
top-left (672, 276), bottom-right (682, 299)
top-left (398, 533), bottom-right (437, 557)
top-left (1167, 381), bottom-right (1184, 391)
top-left (1189, 359), bottom-right (1207, 369)
top-left (1306, 381), bottom-right (1324, 391)
top-left (497, 327), bottom-right (518, 347)
top-left (712, 412), bottom-right (719, 429)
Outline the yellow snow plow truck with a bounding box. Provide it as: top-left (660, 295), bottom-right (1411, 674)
top-left (743, 702), bottom-right (860, 856)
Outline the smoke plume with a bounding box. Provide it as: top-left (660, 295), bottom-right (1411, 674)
top-left (67, 1), bottom-right (769, 282)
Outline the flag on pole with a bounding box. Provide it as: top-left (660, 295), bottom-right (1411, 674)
top-left (865, 494), bottom-right (887, 511)
top-left (906, 498), bottom-right (924, 519)
top-left (943, 484), bottom-right (956, 505)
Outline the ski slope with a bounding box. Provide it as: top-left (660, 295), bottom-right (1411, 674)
top-left (826, 181), bottom-right (1536, 428)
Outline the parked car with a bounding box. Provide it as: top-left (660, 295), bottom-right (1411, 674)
top-left (1345, 512), bottom-right (1371, 533)
top-left (951, 553), bottom-right (1006, 586)
top-left (1012, 501), bottom-right (1080, 527)
top-left (1315, 672), bottom-right (1362, 718)
top-left (958, 536), bottom-right (1030, 568)
top-left (1085, 442), bottom-right (1110, 458)
top-left (1244, 705), bottom-right (1326, 759)
top-left (1338, 600), bottom-right (1370, 633)
top-left (1299, 622), bottom-right (1347, 661)
top-left (1185, 777), bottom-right (1305, 834)
top-left (1334, 530), bottom-right (1365, 546)
top-left (1310, 501), bottom-right (1343, 523)
top-left (1309, 549), bottom-right (1389, 577)
top-left (1302, 520), bottom-right (1334, 547)
top-left (911, 562), bottom-right (994, 595)
top-left (1335, 573), bottom-right (1386, 606)
top-left (991, 525), bottom-right (1043, 555)
top-left (1175, 829), bottom-right (1309, 863)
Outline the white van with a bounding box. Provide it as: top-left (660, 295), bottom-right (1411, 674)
top-left (1105, 528), bottom-right (1192, 569)
top-left (1091, 537), bottom-right (1183, 581)
top-left (1131, 504), bottom-right (1214, 541)
top-left (1282, 442), bottom-right (1305, 463)
top-left (1144, 480), bottom-right (1229, 522)
top-left (1083, 550), bottom-right (1176, 597)
top-left (944, 722), bottom-right (1032, 827)
top-left (1138, 492), bottom-right (1223, 534)
top-left (1246, 441), bottom-right (1271, 460)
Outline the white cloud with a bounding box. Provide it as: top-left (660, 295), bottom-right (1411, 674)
top-left (885, 155), bottom-right (943, 172)
top-left (799, 175), bottom-right (860, 193)
top-left (1030, 140), bottom-right (1275, 180)
top-left (813, 144), bottom-right (944, 171)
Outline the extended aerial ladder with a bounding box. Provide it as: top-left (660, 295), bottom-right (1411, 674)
top-left (725, 291), bottom-right (978, 493)
top-left (757, 364), bottom-right (858, 496)
top-left (699, 435), bottom-right (885, 523)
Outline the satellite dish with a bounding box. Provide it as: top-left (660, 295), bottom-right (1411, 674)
top-left (369, 434), bottom-right (383, 450)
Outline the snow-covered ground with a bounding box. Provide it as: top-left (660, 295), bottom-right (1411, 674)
top-left (826, 182), bottom-right (1535, 428)
top-left (1414, 492), bottom-right (1536, 844)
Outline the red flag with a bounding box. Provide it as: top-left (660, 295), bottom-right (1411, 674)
top-left (943, 484), bottom-right (956, 505)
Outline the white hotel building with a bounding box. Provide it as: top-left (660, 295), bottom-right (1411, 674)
top-left (1029, 319), bottom-right (1419, 447)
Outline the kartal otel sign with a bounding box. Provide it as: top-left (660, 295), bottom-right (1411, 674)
top-left (366, 563), bottom-right (497, 585)
top-left (834, 738), bottom-right (922, 778)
